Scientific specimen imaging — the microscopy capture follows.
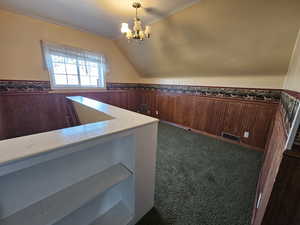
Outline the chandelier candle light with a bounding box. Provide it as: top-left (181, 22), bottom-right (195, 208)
top-left (121, 2), bottom-right (151, 41)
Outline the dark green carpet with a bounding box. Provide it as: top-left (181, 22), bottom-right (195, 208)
top-left (137, 123), bottom-right (263, 225)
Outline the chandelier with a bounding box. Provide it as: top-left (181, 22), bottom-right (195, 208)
top-left (121, 2), bottom-right (151, 41)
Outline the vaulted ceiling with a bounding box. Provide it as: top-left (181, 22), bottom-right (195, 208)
top-left (0, 0), bottom-right (200, 38)
top-left (1, 0), bottom-right (300, 80)
top-left (116, 0), bottom-right (300, 78)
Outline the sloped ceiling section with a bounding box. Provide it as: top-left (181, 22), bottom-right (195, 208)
top-left (116, 0), bottom-right (300, 78)
top-left (0, 0), bottom-right (200, 38)
top-left (284, 30), bottom-right (300, 92)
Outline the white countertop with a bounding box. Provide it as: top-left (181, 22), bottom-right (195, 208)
top-left (0, 96), bottom-right (158, 166)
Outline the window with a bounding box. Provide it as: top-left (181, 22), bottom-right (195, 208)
top-left (42, 41), bottom-right (108, 89)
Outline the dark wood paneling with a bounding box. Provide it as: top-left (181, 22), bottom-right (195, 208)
top-left (138, 90), bottom-right (277, 149)
top-left (0, 94), bottom-right (73, 140)
top-left (252, 106), bottom-right (277, 149)
top-left (223, 101), bottom-right (244, 137)
top-left (0, 89), bottom-right (277, 149)
top-left (192, 97), bottom-right (211, 131)
top-left (119, 91), bottom-right (129, 109)
top-left (0, 90), bottom-right (139, 140)
top-left (126, 89), bottom-right (277, 149)
top-left (128, 90), bottom-right (140, 112)
top-left (204, 99), bottom-right (228, 136)
top-left (140, 90), bottom-right (157, 117)
top-left (241, 103), bottom-right (260, 145)
top-left (157, 92), bottom-right (176, 122)
top-left (252, 107), bottom-right (287, 225)
top-left (156, 92), bottom-right (167, 120)
top-left (106, 91), bottom-right (127, 108)
top-left (174, 94), bottom-right (195, 127)
top-left (0, 95), bottom-right (5, 138)
top-left (84, 92), bottom-right (110, 103)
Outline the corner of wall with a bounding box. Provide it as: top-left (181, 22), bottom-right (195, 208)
top-left (284, 29), bottom-right (300, 92)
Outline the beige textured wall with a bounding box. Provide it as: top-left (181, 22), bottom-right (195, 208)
top-left (116, 0), bottom-right (300, 88)
top-left (284, 30), bottom-right (300, 92)
top-left (138, 75), bottom-right (285, 89)
top-left (0, 9), bottom-right (140, 83)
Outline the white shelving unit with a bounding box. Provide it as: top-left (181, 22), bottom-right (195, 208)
top-left (2, 164), bottom-right (132, 225)
top-left (0, 135), bottom-right (135, 225)
top-left (53, 190), bottom-right (132, 225)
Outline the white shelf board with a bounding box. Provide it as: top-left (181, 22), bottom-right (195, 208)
top-left (90, 201), bottom-right (133, 225)
top-left (1, 164), bottom-right (132, 225)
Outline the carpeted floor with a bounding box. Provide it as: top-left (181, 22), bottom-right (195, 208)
top-left (137, 123), bottom-right (263, 225)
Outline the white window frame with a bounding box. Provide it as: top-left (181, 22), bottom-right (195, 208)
top-left (42, 41), bottom-right (108, 90)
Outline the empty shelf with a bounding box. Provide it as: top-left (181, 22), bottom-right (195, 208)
top-left (1, 164), bottom-right (132, 225)
top-left (90, 201), bottom-right (132, 225)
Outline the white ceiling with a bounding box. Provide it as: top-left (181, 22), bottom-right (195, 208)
top-left (0, 0), bottom-right (200, 39)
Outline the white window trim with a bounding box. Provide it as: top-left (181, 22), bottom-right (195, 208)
top-left (41, 41), bottom-right (108, 90)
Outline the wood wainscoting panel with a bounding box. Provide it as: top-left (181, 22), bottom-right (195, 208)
top-left (0, 95), bottom-right (5, 139)
top-left (0, 88), bottom-right (277, 150)
top-left (140, 90), bottom-right (157, 117)
top-left (156, 92), bottom-right (176, 123)
top-left (174, 94), bottom-right (196, 128)
top-left (251, 106), bottom-right (277, 149)
top-left (223, 101), bottom-right (245, 137)
top-left (137, 90), bottom-right (278, 150)
top-left (191, 97), bottom-right (211, 131)
top-left (241, 104), bottom-right (260, 145)
top-left (0, 90), bottom-right (140, 141)
top-left (105, 91), bottom-right (128, 109)
top-left (251, 107), bottom-right (287, 225)
top-left (127, 90), bottom-right (140, 112)
top-left (0, 94), bottom-right (74, 140)
top-left (78, 92), bottom-right (109, 104)
top-left (204, 99), bottom-right (228, 136)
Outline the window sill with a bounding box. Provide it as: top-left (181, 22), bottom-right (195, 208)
top-left (49, 88), bottom-right (107, 93)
